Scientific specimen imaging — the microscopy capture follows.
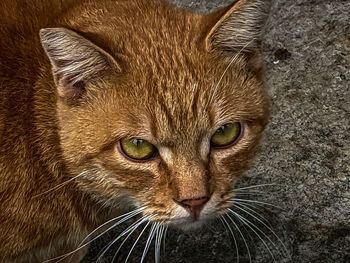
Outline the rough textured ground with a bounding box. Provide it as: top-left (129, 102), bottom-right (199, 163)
top-left (82, 0), bottom-right (350, 262)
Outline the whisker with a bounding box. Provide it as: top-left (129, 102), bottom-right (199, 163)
top-left (140, 222), bottom-right (158, 263)
top-left (234, 184), bottom-right (279, 192)
top-left (231, 205), bottom-right (290, 259)
top-left (124, 220), bottom-right (152, 263)
top-left (153, 223), bottom-right (161, 263)
top-left (162, 226), bottom-right (168, 258)
top-left (234, 189), bottom-right (270, 196)
top-left (228, 210), bottom-right (277, 262)
top-left (111, 220), bottom-right (145, 262)
top-left (96, 196), bottom-right (120, 214)
top-left (154, 224), bottom-right (160, 263)
top-left (230, 199), bottom-right (267, 213)
top-left (205, 222), bottom-right (220, 234)
top-left (234, 202), bottom-right (271, 226)
top-left (232, 198), bottom-right (283, 210)
top-left (33, 171), bottom-right (89, 198)
top-left (80, 207), bottom-right (145, 248)
top-left (98, 215), bottom-right (148, 262)
top-left (219, 216), bottom-right (239, 263)
top-left (155, 224), bottom-right (165, 263)
top-left (44, 207), bottom-right (145, 263)
top-left (225, 213), bottom-right (252, 263)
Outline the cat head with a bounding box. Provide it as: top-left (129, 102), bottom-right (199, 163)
top-left (40, 0), bottom-right (270, 229)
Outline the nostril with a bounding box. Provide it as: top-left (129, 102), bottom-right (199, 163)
top-left (173, 196), bottom-right (210, 220)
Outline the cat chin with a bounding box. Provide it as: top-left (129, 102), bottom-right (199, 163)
top-left (167, 216), bottom-right (211, 231)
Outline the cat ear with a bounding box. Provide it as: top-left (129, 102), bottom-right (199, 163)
top-left (39, 28), bottom-right (120, 100)
top-left (205, 0), bottom-right (270, 71)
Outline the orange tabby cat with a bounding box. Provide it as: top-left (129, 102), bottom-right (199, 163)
top-left (0, 0), bottom-right (270, 261)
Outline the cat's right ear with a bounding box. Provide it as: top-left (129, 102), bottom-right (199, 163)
top-left (39, 28), bottom-right (121, 101)
top-left (204, 0), bottom-right (271, 71)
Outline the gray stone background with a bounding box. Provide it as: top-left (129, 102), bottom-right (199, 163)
top-left (82, 0), bottom-right (350, 262)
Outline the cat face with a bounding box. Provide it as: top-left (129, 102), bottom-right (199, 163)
top-left (40, 0), bottom-right (270, 229)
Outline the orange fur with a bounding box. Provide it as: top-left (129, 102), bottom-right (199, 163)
top-left (0, 0), bottom-right (270, 261)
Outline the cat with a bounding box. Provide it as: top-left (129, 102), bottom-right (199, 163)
top-left (0, 0), bottom-right (270, 262)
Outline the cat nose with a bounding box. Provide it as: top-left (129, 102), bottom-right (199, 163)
top-left (174, 196), bottom-right (210, 220)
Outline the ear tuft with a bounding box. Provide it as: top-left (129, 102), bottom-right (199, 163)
top-left (39, 28), bottom-right (120, 99)
top-left (205, 0), bottom-right (271, 70)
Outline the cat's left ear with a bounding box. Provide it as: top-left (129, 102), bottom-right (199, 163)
top-left (205, 0), bottom-right (271, 71)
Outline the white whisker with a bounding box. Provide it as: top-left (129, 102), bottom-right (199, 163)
top-left (155, 224), bottom-right (165, 263)
top-left (234, 202), bottom-right (271, 226)
top-left (140, 222), bottom-right (157, 263)
top-left (124, 220), bottom-right (152, 263)
top-left (234, 190), bottom-right (269, 196)
top-left (230, 199), bottom-right (269, 216)
top-left (80, 207), bottom-right (145, 248)
top-left (234, 184), bottom-right (279, 192)
top-left (219, 216), bottom-right (239, 263)
top-left (228, 210), bottom-right (277, 262)
top-left (100, 215), bottom-right (149, 262)
top-left (44, 207), bottom-right (145, 263)
top-left (231, 205), bottom-right (290, 259)
top-left (225, 213), bottom-right (252, 263)
top-left (162, 226), bottom-right (168, 258)
top-left (232, 198), bottom-right (283, 210)
top-left (33, 171), bottom-right (89, 198)
top-left (111, 215), bottom-right (153, 262)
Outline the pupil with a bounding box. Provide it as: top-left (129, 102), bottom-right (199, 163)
top-left (132, 139), bottom-right (142, 147)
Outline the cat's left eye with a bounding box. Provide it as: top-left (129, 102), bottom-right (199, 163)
top-left (211, 123), bottom-right (242, 148)
top-left (120, 138), bottom-right (156, 160)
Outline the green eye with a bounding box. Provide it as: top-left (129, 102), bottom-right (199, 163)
top-left (211, 123), bottom-right (242, 148)
top-left (120, 138), bottom-right (156, 160)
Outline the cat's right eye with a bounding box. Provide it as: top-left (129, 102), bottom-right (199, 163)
top-left (120, 138), bottom-right (156, 161)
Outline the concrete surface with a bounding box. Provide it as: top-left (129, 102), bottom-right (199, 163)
top-left (82, 0), bottom-right (350, 262)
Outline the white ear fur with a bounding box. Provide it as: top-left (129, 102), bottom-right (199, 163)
top-left (206, 0), bottom-right (270, 69)
top-left (39, 28), bottom-right (120, 99)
